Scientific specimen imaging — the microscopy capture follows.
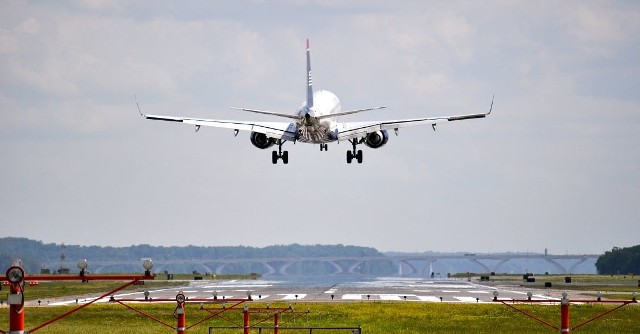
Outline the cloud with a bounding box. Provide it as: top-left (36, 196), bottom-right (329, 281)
top-left (1, 1), bottom-right (639, 254)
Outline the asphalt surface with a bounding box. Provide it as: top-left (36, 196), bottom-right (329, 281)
top-left (44, 277), bottom-right (567, 306)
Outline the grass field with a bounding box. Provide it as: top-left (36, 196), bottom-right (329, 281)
top-left (0, 301), bottom-right (638, 333)
top-left (484, 274), bottom-right (640, 298)
top-left (1, 274), bottom-right (638, 333)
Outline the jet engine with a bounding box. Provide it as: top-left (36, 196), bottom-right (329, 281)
top-left (250, 132), bottom-right (275, 149)
top-left (363, 130), bottom-right (389, 148)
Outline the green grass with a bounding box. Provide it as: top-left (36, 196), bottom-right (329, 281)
top-left (487, 274), bottom-right (639, 283)
top-left (2, 274), bottom-right (638, 333)
top-left (1, 302), bottom-right (638, 333)
top-left (486, 274), bottom-right (640, 293)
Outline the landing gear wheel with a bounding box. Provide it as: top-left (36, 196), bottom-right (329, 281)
top-left (346, 139), bottom-right (363, 164)
top-left (272, 140), bottom-right (289, 164)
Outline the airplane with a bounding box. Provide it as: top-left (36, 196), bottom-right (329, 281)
top-left (137, 39), bottom-right (492, 164)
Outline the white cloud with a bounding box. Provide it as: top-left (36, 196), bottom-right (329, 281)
top-left (1, 1), bottom-right (639, 253)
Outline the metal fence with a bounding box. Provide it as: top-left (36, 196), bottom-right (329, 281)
top-left (208, 326), bottom-right (362, 334)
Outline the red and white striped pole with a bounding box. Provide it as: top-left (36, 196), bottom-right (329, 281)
top-left (6, 266), bottom-right (25, 334)
top-left (274, 311), bottom-right (279, 334)
top-left (175, 292), bottom-right (186, 334)
top-left (243, 304), bottom-right (250, 334)
top-left (9, 283), bottom-right (25, 334)
top-left (560, 293), bottom-right (570, 333)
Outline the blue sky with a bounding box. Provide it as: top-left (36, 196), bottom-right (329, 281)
top-left (1, 1), bottom-right (638, 254)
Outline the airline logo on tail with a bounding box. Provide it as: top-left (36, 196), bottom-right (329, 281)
top-left (306, 38), bottom-right (314, 109)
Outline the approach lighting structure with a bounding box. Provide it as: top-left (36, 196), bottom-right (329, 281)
top-left (142, 259), bottom-right (153, 276)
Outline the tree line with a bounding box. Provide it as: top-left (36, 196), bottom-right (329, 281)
top-left (595, 244), bottom-right (640, 275)
top-left (0, 237), bottom-right (383, 274)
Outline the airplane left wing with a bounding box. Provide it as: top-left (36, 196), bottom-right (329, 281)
top-left (337, 111), bottom-right (491, 141)
top-left (337, 96), bottom-right (493, 141)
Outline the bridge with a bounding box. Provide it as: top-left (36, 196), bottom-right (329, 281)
top-left (44, 253), bottom-right (599, 276)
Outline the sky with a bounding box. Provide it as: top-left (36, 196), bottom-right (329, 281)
top-left (1, 1), bottom-right (638, 255)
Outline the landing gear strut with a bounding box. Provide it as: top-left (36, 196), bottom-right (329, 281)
top-left (272, 140), bottom-right (288, 164)
top-left (346, 139), bottom-right (363, 164)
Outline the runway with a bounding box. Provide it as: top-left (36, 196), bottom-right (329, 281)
top-left (47, 277), bottom-right (562, 306)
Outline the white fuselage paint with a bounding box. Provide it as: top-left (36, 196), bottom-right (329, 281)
top-left (295, 90), bottom-right (341, 143)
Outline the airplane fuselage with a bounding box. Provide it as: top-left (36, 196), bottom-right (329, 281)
top-left (296, 90), bottom-right (341, 143)
top-left (139, 38), bottom-right (491, 165)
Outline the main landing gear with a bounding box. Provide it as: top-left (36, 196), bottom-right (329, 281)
top-left (319, 143), bottom-right (328, 151)
top-left (346, 139), bottom-right (363, 164)
top-left (272, 140), bottom-right (288, 164)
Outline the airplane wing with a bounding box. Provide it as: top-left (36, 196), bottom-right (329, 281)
top-left (143, 115), bottom-right (298, 141)
top-left (136, 97), bottom-right (297, 141)
top-left (337, 110), bottom-right (491, 141)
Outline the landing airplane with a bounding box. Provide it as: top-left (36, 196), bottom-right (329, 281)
top-left (137, 39), bottom-right (492, 164)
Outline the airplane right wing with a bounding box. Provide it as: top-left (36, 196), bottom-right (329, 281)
top-left (137, 98), bottom-right (297, 141)
top-left (147, 115), bottom-right (298, 141)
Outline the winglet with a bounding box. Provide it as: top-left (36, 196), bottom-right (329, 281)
top-left (135, 94), bottom-right (146, 117)
top-left (487, 94), bottom-right (494, 115)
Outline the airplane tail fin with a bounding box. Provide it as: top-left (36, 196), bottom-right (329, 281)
top-left (306, 38), bottom-right (313, 109)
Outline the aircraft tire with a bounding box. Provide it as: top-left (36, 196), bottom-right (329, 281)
top-left (272, 151), bottom-right (278, 164)
top-left (356, 150), bottom-right (363, 164)
top-left (282, 151), bottom-right (289, 164)
top-left (346, 150), bottom-right (353, 164)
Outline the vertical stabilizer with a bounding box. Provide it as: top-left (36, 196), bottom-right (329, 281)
top-left (306, 38), bottom-right (313, 109)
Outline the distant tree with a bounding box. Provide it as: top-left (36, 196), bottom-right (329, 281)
top-left (596, 245), bottom-right (640, 275)
top-left (0, 237), bottom-right (386, 274)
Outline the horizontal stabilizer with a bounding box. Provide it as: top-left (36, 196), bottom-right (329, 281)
top-left (316, 106), bottom-right (386, 120)
top-left (230, 107), bottom-right (300, 120)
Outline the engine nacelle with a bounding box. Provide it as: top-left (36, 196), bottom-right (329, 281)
top-left (364, 130), bottom-right (389, 149)
top-left (250, 132), bottom-right (275, 149)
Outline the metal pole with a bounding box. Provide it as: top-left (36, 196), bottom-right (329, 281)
top-left (9, 284), bottom-right (24, 334)
top-left (243, 305), bottom-right (250, 334)
top-left (274, 311), bottom-right (279, 334)
top-left (176, 293), bottom-right (186, 334)
top-left (560, 297), bottom-right (570, 333)
top-left (176, 306), bottom-right (185, 334)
